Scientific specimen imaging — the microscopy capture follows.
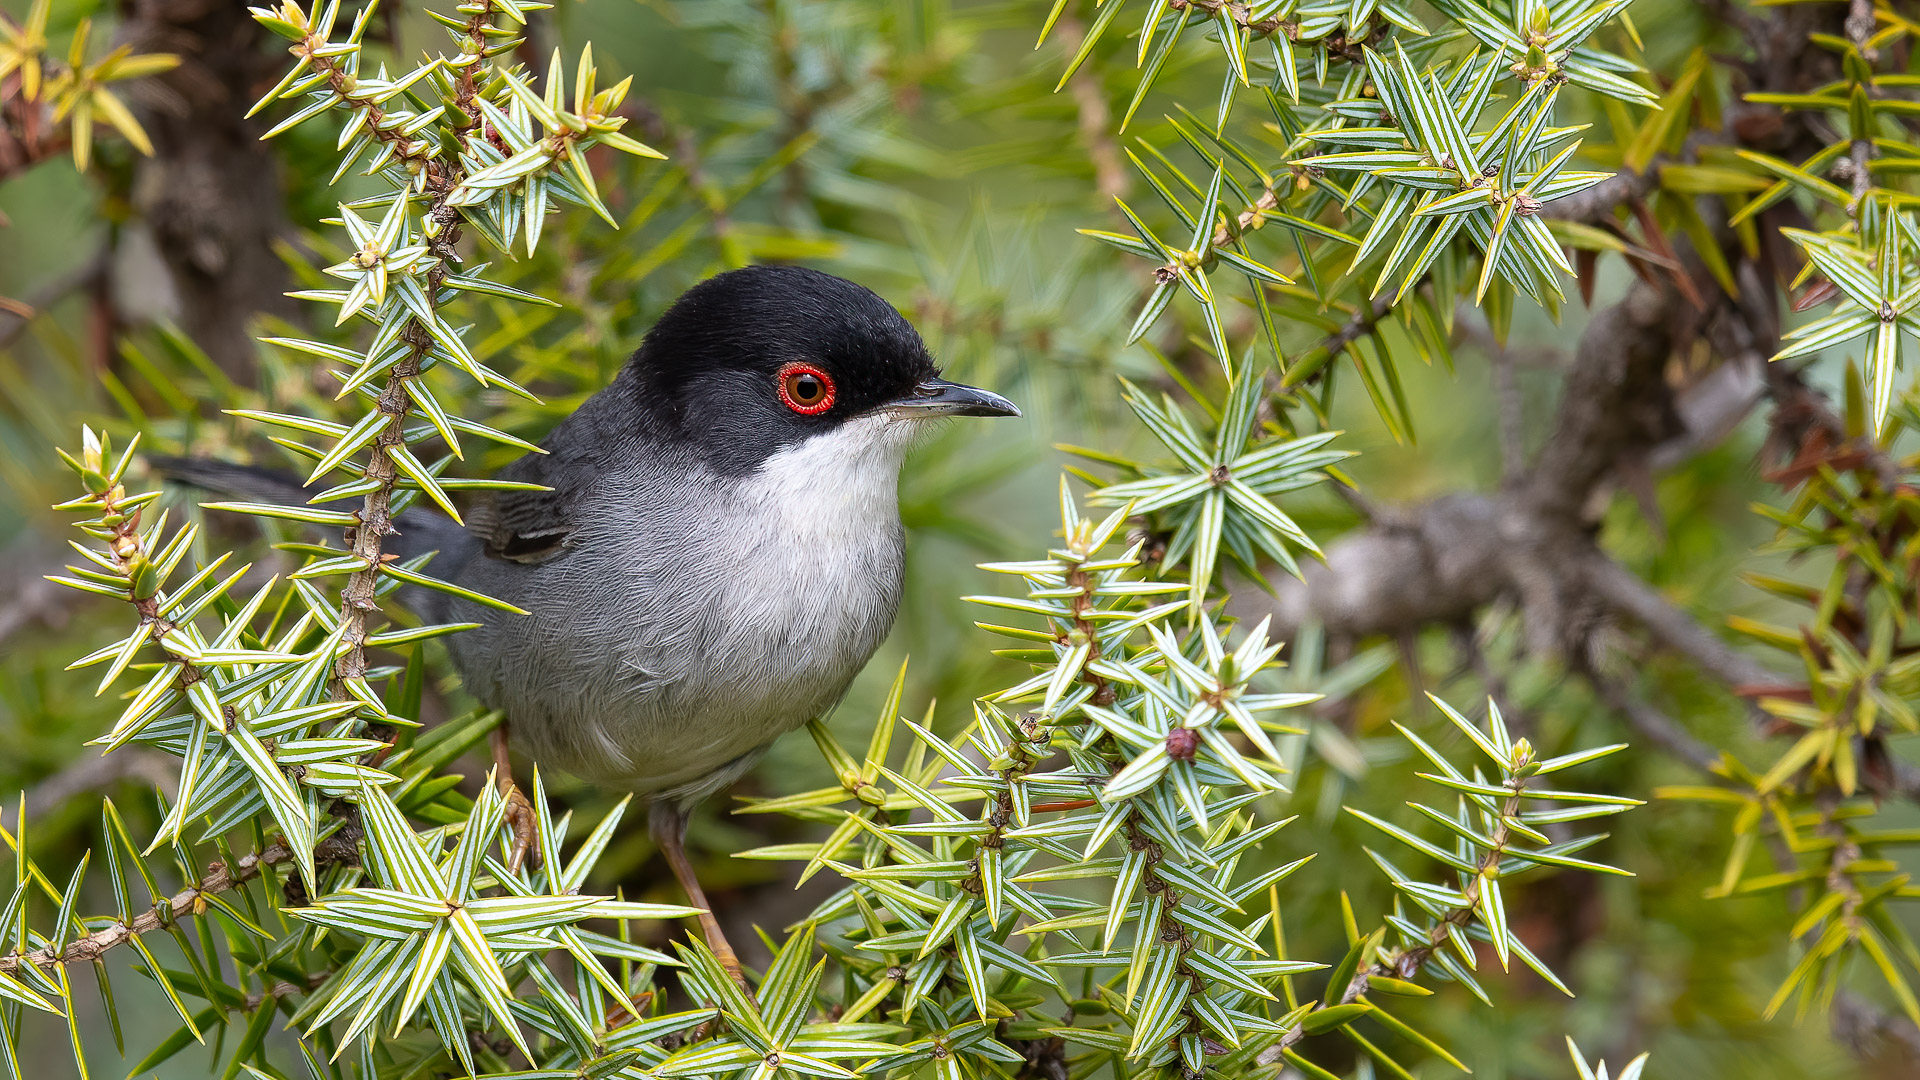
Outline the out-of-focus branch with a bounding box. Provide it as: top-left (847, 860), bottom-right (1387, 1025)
top-left (0, 543), bottom-right (73, 649)
top-left (1833, 989), bottom-right (1920, 1062)
top-left (1582, 667), bottom-right (1720, 772)
top-left (120, 0), bottom-right (298, 380)
top-left (1540, 164), bottom-right (1660, 223)
top-left (0, 75), bottom-right (71, 183)
top-left (1517, 280), bottom-right (1681, 520)
top-left (1580, 556), bottom-right (1780, 690)
top-left (0, 249), bottom-right (109, 351)
top-left (1274, 293), bottom-right (1395, 394)
top-left (1060, 15), bottom-right (1127, 203)
top-left (1238, 267), bottom-right (1792, 756)
top-left (1237, 0), bottom-right (1864, 769)
top-left (0, 750), bottom-right (178, 834)
top-left (1245, 278), bottom-right (1692, 648)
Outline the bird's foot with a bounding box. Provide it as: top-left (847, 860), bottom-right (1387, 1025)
top-left (502, 781), bottom-right (539, 874)
top-left (489, 724), bottom-right (539, 874)
top-left (651, 800), bottom-right (752, 997)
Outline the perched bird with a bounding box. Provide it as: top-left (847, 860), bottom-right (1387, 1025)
top-left (159, 266), bottom-right (1019, 983)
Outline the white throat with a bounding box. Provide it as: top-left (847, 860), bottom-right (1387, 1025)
top-left (737, 412), bottom-right (918, 543)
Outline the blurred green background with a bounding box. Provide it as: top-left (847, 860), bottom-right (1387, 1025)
top-left (0, 0), bottom-right (1910, 1077)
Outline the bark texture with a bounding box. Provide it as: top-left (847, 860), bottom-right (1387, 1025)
top-left (121, 0), bottom-right (296, 379)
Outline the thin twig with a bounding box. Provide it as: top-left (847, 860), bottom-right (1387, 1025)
top-left (1580, 556), bottom-right (1781, 691)
top-left (1833, 989), bottom-right (1920, 1059)
top-left (0, 750), bottom-right (178, 834)
top-left (300, 7), bottom-right (494, 702)
top-left (1581, 667), bottom-right (1720, 773)
top-left (0, 842), bottom-right (292, 974)
top-left (0, 251), bottom-right (109, 350)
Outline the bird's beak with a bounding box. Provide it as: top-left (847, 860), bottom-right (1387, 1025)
top-left (885, 377), bottom-right (1021, 419)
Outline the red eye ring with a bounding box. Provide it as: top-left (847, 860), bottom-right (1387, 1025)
top-left (776, 362), bottom-right (836, 415)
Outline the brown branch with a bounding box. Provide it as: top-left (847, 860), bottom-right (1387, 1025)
top-left (244, 968), bottom-right (334, 1011)
top-left (0, 64), bottom-right (72, 184)
top-left (0, 251), bottom-right (108, 351)
top-left (1318, 294), bottom-right (1396, 359)
top-left (1834, 989), bottom-right (1920, 1061)
top-left (311, 7), bottom-right (495, 702)
top-left (1580, 556), bottom-right (1780, 690)
top-left (1060, 14), bottom-right (1127, 203)
top-left (0, 750), bottom-right (178, 834)
top-left (0, 841), bottom-right (292, 974)
top-left (1581, 667), bottom-right (1720, 773)
top-left (1540, 165), bottom-right (1660, 225)
top-left (1453, 624), bottom-right (1530, 737)
top-left (1237, 271), bottom-right (1775, 756)
top-left (1272, 293), bottom-right (1395, 396)
top-left (1517, 280), bottom-right (1681, 520)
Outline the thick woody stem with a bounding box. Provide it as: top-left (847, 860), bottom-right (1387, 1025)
top-left (332, 345), bottom-right (423, 699)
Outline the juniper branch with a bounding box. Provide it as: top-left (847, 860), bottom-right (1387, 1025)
top-left (0, 841), bottom-right (293, 975)
top-left (1262, 777), bottom-right (1532, 1061)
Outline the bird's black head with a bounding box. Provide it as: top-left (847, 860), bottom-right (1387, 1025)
top-left (620, 265), bottom-right (1017, 474)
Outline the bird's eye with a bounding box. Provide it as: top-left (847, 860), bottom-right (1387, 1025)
top-left (777, 362), bottom-right (836, 415)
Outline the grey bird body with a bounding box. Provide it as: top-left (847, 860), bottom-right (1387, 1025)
top-left (436, 396), bottom-right (912, 802)
top-left (155, 266), bottom-right (1016, 847)
top-left (154, 265), bottom-right (1018, 985)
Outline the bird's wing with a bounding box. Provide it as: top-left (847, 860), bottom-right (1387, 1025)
top-left (465, 448), bottom-right (603, 563)
top-left (468, 396), bottom-right (659, 565)
top-left (466, 377), bottom-right (653, 564)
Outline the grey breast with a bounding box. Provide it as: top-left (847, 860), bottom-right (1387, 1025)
top-left (442, 457), bottom-right (906, 795)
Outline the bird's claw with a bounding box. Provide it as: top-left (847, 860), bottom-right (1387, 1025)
top-left (502, 782), bottom-right (539, 874)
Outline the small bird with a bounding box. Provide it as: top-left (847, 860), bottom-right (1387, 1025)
top-left (160, 266), bottom-right (1019, 983)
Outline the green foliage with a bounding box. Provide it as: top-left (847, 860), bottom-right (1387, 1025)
top-left (22, 0), bottom-right (1920, 1074)
top-left (1064, 0), bottom-right (1646, 430)
top-left (0, 0), bottom-right (1658, 1074)
top-left (0, 0), bottom-right (179, 173)
top-left (721, 477), bottom-right (1636, 1079)
top-left (1662, 365), bottom-right (1920, 1032)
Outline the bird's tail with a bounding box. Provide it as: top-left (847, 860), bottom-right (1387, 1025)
top-left (145, 454), bottom-right (469, 569)
top-left (145, 455), bottom-right (315, 509)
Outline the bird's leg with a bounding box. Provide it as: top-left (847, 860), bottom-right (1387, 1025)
top-left (649, 801), bottom-right (750, 995)
top-left (489, 724), bottom-right (538, 873)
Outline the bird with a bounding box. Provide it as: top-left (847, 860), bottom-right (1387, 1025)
top-left (155, 265), bottom-right (1020, 986)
